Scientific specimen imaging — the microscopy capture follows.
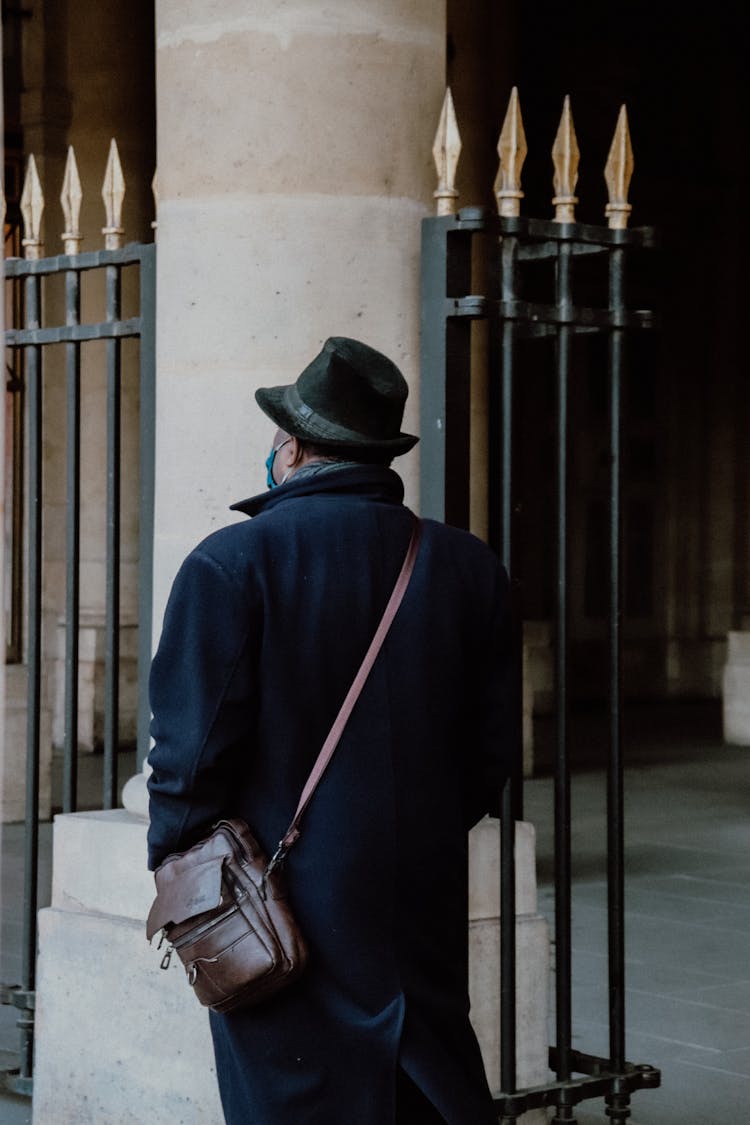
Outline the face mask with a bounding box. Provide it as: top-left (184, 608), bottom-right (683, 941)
top-left (265, 437), bottom-right (292, 489)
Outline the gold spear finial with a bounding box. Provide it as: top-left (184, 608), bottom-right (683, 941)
top-left (60, 145), bottom-right (83, 255)
top-left (432, 87), bottom-right (462, 216)
top-left (604, 105), bottom-right (634, 229)
top-left (551, 95), bottom-right (580, 223)
top-left (101, 138), bottom-right (125, 249)
top-left (151, 169), bottom-right (158, 235)
top-left (20, 154), bottom-right (45, 259)
top-left (494, 87), bottom-right (527, 218)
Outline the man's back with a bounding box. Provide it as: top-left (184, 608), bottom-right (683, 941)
top-left (148, 332), bottom-right (514, 1124)
top-left (147, 463), bottom-right (511, 1125)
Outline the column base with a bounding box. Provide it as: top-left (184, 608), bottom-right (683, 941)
top-left (33, 811), bottom-right (551, 1123)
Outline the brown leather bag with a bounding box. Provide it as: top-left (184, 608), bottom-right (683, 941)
top-left (146, 519), bottom-right (422, 1012)
top-left (146, 818), bottom-right (307, 1012)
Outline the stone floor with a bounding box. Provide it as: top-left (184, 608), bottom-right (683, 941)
top-left (1, 705), bottom-right (748, 1123)
top-left (526, 702), bottom-right (750, 1124)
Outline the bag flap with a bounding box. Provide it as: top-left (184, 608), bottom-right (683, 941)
top-left (146, 854), bottom-right (226, 941)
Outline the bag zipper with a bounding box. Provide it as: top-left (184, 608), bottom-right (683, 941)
top-left (172, 903), bottom-right (240, 951)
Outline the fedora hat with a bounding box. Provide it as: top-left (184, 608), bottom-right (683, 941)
top-left (255, 337), bottom-right (419, 456)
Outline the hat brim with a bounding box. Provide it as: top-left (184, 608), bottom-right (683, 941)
top-left (255, 385), bottom-right (419, 456)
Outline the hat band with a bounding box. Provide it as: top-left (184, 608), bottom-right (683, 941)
top-left (285, 384), bottom-right (391, 444)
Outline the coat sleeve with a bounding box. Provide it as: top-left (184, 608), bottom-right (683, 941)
top-left (146, 546), bottom-right (258, 870)
top-left (464, 560), bottom-right (515, 828)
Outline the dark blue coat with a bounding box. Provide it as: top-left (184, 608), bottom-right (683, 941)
top-left (147, 465), bottom-right (513, 1125)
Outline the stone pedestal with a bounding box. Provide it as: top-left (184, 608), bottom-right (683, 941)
top-left (468, 817), bottom-right (550, 1124)
top-left (33, 809), bottom-right (550, 1123)
top-left (51, 614), bottom-right (138, 752)
top-left (722, 631), bottom-right (750, 744)
top-left (33, 810), bottom-right (223, 1124)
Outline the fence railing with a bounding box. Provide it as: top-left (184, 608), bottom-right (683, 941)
top-left (1, 140), bottom-right (156, 1096)
top-left (422, 87), bottom-right (661, 1124)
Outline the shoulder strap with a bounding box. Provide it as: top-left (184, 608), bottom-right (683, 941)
top-left (270, 518), bottom-right (422, 867)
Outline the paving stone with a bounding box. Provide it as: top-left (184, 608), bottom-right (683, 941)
top-left (572, 882), bottom-right (750, 931)
top-left (626, 872), bottom-right (750, 910)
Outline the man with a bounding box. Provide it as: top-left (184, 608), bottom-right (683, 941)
top-left (147, 336), bottom-right (513, 1125)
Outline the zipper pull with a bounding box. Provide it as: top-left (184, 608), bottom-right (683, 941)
top-left (160, 946), bottom-right (173, 970)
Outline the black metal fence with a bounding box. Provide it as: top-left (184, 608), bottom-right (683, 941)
top-left (420, 102), bottom-right (661, 1121)
top-left (0, 237), bottom-right (155, 1096)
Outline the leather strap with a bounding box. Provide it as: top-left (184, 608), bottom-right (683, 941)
top-left (271, 518), bottom-right (422, 864)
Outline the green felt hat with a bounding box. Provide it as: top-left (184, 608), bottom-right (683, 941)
top-left (255, 337), bottom-right (418, 456)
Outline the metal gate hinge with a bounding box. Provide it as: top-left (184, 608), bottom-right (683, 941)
top-left (0, 984), bottom-right (35, 1010)
top-left (448, 296), bottom-right (487, 319)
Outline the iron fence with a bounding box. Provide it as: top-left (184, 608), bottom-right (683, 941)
top-left (0, 89), bottom-right (664, 1117)
top-left (421, 88), bottom-right (661, 1123)
top-left (0, 144), bottom-right (155, 1096)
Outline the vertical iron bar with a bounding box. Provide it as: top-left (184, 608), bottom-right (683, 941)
top-left (498, 228), bottom-right (519, 1116)
top-left (500, 319), bottom-right (515, 569)
top-left (420, 217), bottom-right (452, 524)
top-left (552, 237), bottom-right (575, 1124)
top-left (9, 274), bottom-right (26, 663)
top-left (444, 315), bottom-right (473, 530)
top-left (63, 267), bottom-right (81, 812)
top-left (419, 214), bottom-right (477, 527)
top-left (606, 240), bottom-right (629, 1124)
top-left (103, 264), bottom-right (122, 809)
top-left (500, 232), bottom-right (524, 823)
top-left (444, 216), bottom-right (475, 531)
top-left (21, 271), bottom-right (42, 1080)
top-left (137, 244), bottom-right (157, 769)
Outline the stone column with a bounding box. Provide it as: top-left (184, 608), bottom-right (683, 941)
top-left (446, 0), bottom-right (516, 543)
top-left (48, 0), bottom-right (155, 756)
top-left (1, 0), bottom-right (71, 822)
top-left (722, 624), bottom-right (750, 745)
top-left (34, 4), bottom-right (551, 1118)
top-left (151, 0), bottom-right (445, 625)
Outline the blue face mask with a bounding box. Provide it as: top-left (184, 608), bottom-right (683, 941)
top-left (265, 437), bottom-right (292, 489)
top-left (264, 448), bottom-right (277, 490)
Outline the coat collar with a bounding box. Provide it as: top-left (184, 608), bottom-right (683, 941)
top-left (229, 464), bottom-right (405, 518)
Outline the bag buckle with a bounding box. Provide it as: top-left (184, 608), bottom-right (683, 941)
top-left (261, 842), bottom-right (287, 900)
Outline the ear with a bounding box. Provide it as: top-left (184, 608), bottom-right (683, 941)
top-left (277, 436), bottom-right (300, 473)
top-left (289, 436), bottom-right (305, 467)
